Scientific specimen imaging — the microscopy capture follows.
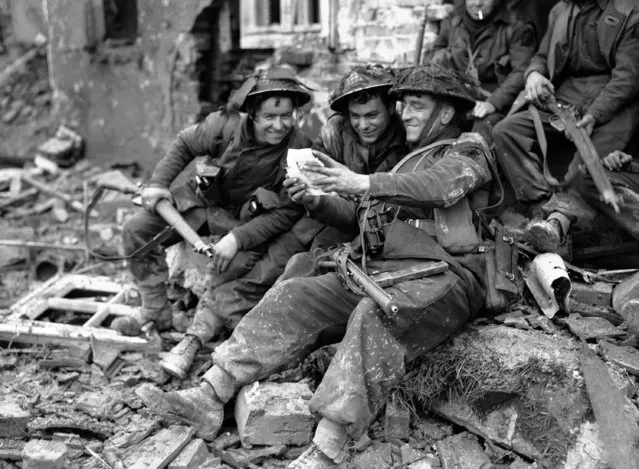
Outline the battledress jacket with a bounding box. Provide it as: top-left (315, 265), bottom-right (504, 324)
top-left (430, 6), bottom-right (537, 112)
top-left (310, 132), bottom-right (493, 295)
top-left (525, 0), bottom-right (639, 126)
top-left (292, 113), bottom-right (407, 245)
top-left (147, 111), bottom-right (312, 251)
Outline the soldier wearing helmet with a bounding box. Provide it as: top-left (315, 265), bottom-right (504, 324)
top-left (114, 67), bottom-right (312, 344)
top-left (279, 64), bottom-right (407, 281)
top-left (139, 64), bottom-right (495, 469)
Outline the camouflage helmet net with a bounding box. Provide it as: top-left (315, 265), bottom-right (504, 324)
top-left (329, 64), bottom-right (396, 113)
top-left (391, 64), bottom-right (479, 111)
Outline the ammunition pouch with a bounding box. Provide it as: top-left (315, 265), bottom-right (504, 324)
top-left (239, 187), bottom-right (281, 221)
top-left (358, 200), bottom-right (395, 256)
top-left (434, 198), bottom-right (480, 255)
top-left (195, 157), bottom-right (224, 205)
top-left (480, 225), bottom-right (520, 314)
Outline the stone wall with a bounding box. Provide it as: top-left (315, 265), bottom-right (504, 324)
top-left (44, 0), bottom-right (222, 172)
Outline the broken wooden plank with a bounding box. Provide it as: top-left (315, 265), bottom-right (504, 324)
top-left (85, 287), bottom-right (132, 327)
top-left (121, 425), bottom-right (194, 469)
top-left (0, 188), bottom-right (38, 211)
top-left (580, 349), bottom-right (639, 469)
top-left (20, 173), bottom-right (86, 214)
top-left (0, 240), bottom-right (86, 252)
top-left (46, 298), bottom-right (138, 317)
top-left (0, 320), bottom-right (159, 352)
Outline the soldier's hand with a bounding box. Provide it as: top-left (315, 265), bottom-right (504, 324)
top-left (525, 71), bottom-right (555, 106)
top-left (283, 177), bottom-right (320, 209)
top-left (310, 150), bottom-right (370, 196)
top-left (140, 186), bottom-right (173, 213)
top-left (602, 150), bottom-right (632, 171)
top-left (211, 233), bottom-right (238, 273)
top-left (473, 101), bottom-right (496, 119)
top-left (576, 114), bottom-right (595, 137)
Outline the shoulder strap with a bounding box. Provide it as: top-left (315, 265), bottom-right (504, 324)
top-left (389, 139), bottom-right (456, 175)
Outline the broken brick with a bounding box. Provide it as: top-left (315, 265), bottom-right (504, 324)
top-left (435, 432), bottom-right (491, 469)
top-left (235, 381), bottom-right (314, 447)
top-left (168, 439), bottom-right (210, 469)
top-left (599, 341), bottom-right (639, 376)
top-left (22, 440), bottom-right (68, 469)
top-left (620, 299), bottom-right (639, 335)
top-left (0, 401), bottom-right (31, 438)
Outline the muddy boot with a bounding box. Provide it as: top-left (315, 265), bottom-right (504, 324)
top-left (526, 218), bottom-right (563, 253)
top-left (289, 418), bottom-right (349, 469)
top-left (111, 304), bottom-right (173, 336)
top-left (159, 335), bottom-right (202, 379)
top-left (136, 382), bottom-right (223, 441)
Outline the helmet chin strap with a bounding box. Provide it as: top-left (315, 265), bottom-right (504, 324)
top-left (415, 100), bottom-right (445, 146)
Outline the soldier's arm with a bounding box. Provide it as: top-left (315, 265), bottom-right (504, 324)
top-left (149, 111), bottom-right (228, 188)
top-left (586, 23), bottom-right (639, 127)
top-left (524, 4), bottom-right (561, 80)
top-left (488, 22), bottom-right (537, 112)
top-left (309, 196), bottom-right (359, 236)
top-left (231, 188), bottom-right (304, 250)
top-left (367, 142), bottom-right (492, 208)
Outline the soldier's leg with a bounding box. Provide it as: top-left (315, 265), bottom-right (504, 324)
top-left (492, 109), bottom-right (561, 203)
top-left (116, 208), bottom-right (207, 335)
top-left (140, 273), bottom-right (362, 440)
top-left (292, 270), bottom-right (482, 467)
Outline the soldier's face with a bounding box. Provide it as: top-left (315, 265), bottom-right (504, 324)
top-left (466, 0), bottom-right (497, 20)
top-left (348, 96), bottom-right (393, 145)
top-left (401, 94), bottom-right (440, 143)
top-left (253, 97), bottom-right (295, 145)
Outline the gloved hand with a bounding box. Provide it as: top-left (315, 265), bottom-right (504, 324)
top-left (140, 186), bottom-right (173, 213)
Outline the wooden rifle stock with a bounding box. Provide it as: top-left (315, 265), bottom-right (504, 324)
top-left (154, 199), bottom-right (215, 257)
top-left (546, 98), bottom-right (620, 213)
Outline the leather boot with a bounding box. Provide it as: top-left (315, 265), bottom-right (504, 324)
top-left (136, 382), bottom-right (224, 441)
top-left (111, 304), bottom-right (173, 336)
top-left (159, 335), bottom-right (202, 379)
top-left (526, 218), bottom-right (563, 253)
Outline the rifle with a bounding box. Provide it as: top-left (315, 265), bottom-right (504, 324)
top-left (319, 251), bottom-right (449, 317)
top-left (414, 7), bottom-right (429, 65)
top-left (545, 97), bottom-right (620, 213)
top-left (85, 179), bottom-right (217, 260)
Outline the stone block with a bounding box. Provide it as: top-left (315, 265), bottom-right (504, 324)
top-left (565, 315), bottom-right (625, 340)
top-left (435, 432), bottom-right (491, 469)
top-left (599, 340), bottom-right (639, 376)
top-left (22, 440), bottom-right (68, 469)
top-left (620, 299), bottom-right (639, 335)
top-left (0, 401), bottom-right (31, 438)
top-left (570, 282), bottom-right (613, 308)
top-left (168, 438), bottom-right (210, 469)
top-left (235, 381), bottom-right (314, 447)
top-left (612, 272), bottom-right (639, 313)
top-left (384, 402), bottom-right (410, 442)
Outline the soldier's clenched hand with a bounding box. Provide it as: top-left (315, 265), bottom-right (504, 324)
top-left (140, 186), bottom-right (173, 213)
top-left (525, 71), bottom-right (555, 107)
top-left (310, 150), bottom-right (370, 196)
top-left (283, 177), bottom-right (320, 209)
top-left (602, 150), bottom-right (632, 171)
top-left (212, 233), bottom-right (238, 273)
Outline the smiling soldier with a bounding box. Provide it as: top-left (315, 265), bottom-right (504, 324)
top-left (278, 64), bottom-right (408, 281)
top-left (138, 65), bottom-right (494, 469)
top-left (113, 68), bottom-right (312, 347)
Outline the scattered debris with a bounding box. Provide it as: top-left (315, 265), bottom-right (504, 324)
top-left (21, 439), bottom-right (68, 469)
top-left (0, 401), bottom-right (32, 438)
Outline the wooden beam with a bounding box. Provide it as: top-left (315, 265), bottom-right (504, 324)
top-left (580, 349), bottom-right (639, 469)
top-left (121, 426), bottom-right (194, 469)
top-left (0, 321), bottom-right (159, 352)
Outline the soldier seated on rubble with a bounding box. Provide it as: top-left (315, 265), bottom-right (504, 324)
top-left (425, 0), bottom-right (537, 145)
top-left (138, 64), bottom-right (494, 469)
top-left (111, 68), bottom-right (312, 344)
top-left (492, 0), bottom-right (639, 253)
top-left (276, 64), bottom-right (407, 282)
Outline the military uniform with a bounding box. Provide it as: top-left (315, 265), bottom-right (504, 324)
top-left (119, 69), bottom-right (312, 342)
top-left (429, 2), bottom-right (537, 143)
top-left (280, 66), bottom-right (407, 281)
top-left (494, 0), bottom-right (639, 204)
top-left (138, 67), bottom-right (493, 469)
